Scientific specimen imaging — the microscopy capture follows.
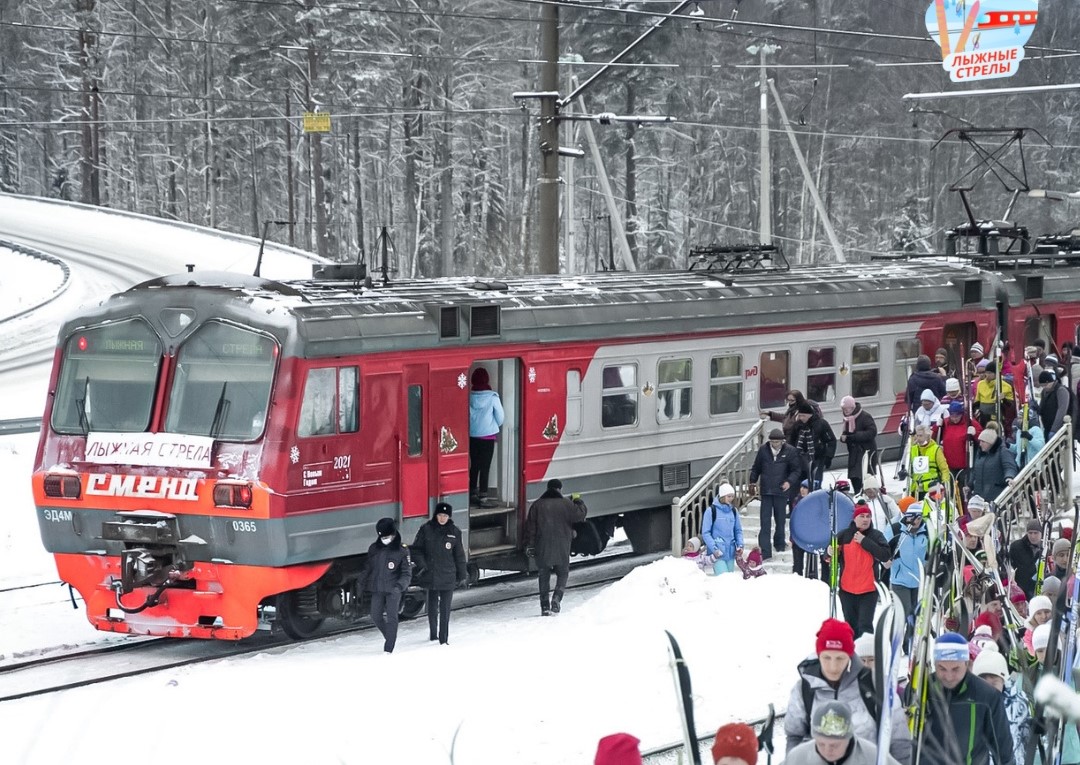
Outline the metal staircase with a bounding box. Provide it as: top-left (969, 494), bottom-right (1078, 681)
top-left (670, 418), bottom-right (766, 555)
top-left (991, 417), bottom-right (1074, 530)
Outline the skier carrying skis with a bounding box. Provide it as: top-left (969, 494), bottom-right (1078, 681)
top-left (784, 618), bottom-right (911, 764)
top-left (889, 503), bottom-right (929, 652)
top-left (914, 633), bottom-right (1014, 765)
top-left (837, 503), bottom-right (892, 638)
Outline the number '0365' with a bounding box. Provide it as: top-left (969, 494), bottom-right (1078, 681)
top-left (231, 520), bottom-right (257, 533)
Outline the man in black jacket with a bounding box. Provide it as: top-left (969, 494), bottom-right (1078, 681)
top-left (525, 479), bottom-right (587, 616)
top-left (906, 354), bottom-right (946, 413)
top-left (362, 517), bottom-right (414, 653)
top-left (789, 402), bottom-right (837, 491)
top-left (916, 633), bottom-right (1014, 765)
top-left (1008, 519), bottom-right (1043, 599)
top-left (411, 502), bottom-right (468, 645)
top-left (751, 428), bottom-right (804, 560)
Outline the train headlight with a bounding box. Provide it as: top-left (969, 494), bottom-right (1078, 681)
top-left (213, 482), bottom-right (253, 508)
top-left (43, 474), bottom-right (82, 499)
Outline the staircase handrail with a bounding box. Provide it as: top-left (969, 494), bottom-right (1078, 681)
top-left (992, 416), bottom-right (1073, 528)
top-left (670, 418), bottom-right (767, 555)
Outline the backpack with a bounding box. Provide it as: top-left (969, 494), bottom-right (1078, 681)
top-left (800, 664), bottom-right (879, 726)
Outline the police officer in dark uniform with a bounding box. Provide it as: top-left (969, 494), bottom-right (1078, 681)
top-left (411, 502), bottom-right (468, 645)
top-left (362, 517), bottom-right (413, 653)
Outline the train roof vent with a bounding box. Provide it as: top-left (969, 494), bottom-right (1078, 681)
top-left (440, 307), bottom-right (460, 339)
top-left (961, 278), bottom-right (982, 305)
top-left (1019, 274), bottom-right (1044, 300)
top-left (470, 305), bottom-right (501, 338)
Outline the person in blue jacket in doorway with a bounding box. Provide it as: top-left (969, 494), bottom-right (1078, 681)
top-left (702, 483), bottom-right (744, 575)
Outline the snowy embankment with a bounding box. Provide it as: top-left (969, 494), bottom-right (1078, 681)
top-left (0, 245), bottom-right (67, 322)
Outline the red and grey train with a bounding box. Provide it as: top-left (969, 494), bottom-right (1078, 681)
top-left (31, 255), bottom-right (1080, 639)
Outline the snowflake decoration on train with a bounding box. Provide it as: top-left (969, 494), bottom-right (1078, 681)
top-left (528, 366), bottom-right (536, 384)
top-left (457, 373), bottom-right (467, 389)
top-left (290, 446), bottom-right (300, 464)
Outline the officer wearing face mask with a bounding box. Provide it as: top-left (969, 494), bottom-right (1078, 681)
top-left (361, 517), bottom-right (414, 653)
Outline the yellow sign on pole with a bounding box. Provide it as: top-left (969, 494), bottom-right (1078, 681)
top-left (303, 112), bottom-right (331, 134)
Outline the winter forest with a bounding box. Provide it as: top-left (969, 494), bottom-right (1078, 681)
top-left (1, 0), bottom-right (1078, 276)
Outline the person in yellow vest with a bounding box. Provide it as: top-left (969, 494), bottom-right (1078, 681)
top-left (974, 360), bottom-right (1015, 428)
top-left (908, 425), bottom-right (950, 499)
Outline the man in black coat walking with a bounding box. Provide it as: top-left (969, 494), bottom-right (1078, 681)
top-left (525, 478), bottom-right (587, 616)
top-left (362, 517), bottom-right (414, 653)
top-left (906, 354), bottom-right (946, 413)
top-left (750, 428), bottom-right (804, 559)
top-left (789, 402), bottom-right (837, 491)
top-left (411, 502), bottom-right (468, 645)
top-left (1008, 519), bottom-right (1043, 599)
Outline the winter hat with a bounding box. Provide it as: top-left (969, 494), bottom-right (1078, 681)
top-left (1043, 576), bottom-right (1062, 599)
top-left (547, 478), bottom-right (563, 491)
top-left (1027, 518), bottom-right (1044, 533)
top-left (1039, 370), bottom-right (1057, 384)
top-left (1010, 589), bottom-right (1028, 606)
top-left (935, 347), bottom-right (948, 359)
top-left (800, 479), bottom-right (811, 489)
top-left (984, 361), bottom-right (997, 375)
top-left (979, 429), bottom-right (999, 445)
top-left (946, 377), bottom-right (961, 393)
top-left (834, 479), bottom-right (851, 493)
top-left (920, 389), bottom-right (936, 402)
top-left (854, 632), bottom-right (875, 658)
top-left (1045, 354), bottom-right (1061, 368)
top-left (972, 649), bottom-right (1009, 682)
top-left (903, 502), bottom-right (924, 518)
top-left (811, 701), bottom-right (854, 739)
top-left (816, 618), bottom-right (855, 656)
top-left (375, 517), bottom-right (397, 536)
top-left (796, 401), bottom-right (816, 415)
top-left (974, 610), bottom-right (1003, 638)
top-left (862, 475), bottom-right (880, 491)
top-left (1053, 538), bottom-right (1072, 556)
top-left (970, 624), bottom-right (998, 654)
top-left (1029, 595), bottom-right (1053, 617)
top-left (898, 496), bottom-right (919, 513)
top-left (768, 428), bottom-right (785, 441)
top-left (686, 537), bottom-right (702, 553)
top-left (976, 359), bottom-right (990, 371)
top-left (1032, 623), bottom-right (1053, 652)
top-left (594, 733), bottom-right (643, 765)
top-left (948, 400), bottom-right (966, 415)
top-left (853, 501), bottom-right (871, 518)
top-left (970, 342), bottom-right (985, 356)
top-left (967, 495), bottom-right (988, 514)
top-left (840, 395), bottom-right (856, 413)
top-left (434, 502), bottom-right (453, 517)
top-left (1025, 345), bottom-right (1039, 358)
top-left (711, 723), bottom-right (758, 765)
top-left (933, 632), bottom-right (969, 662)
top-left (717, 483), bottom-right (736, 499)
top-left (916, 354), bottom-right (932, 372)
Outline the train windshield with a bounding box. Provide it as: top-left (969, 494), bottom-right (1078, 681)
top-left (52, 319), bottom-right (162, 434)
top-left (164, 321), bottom-right (277, 441)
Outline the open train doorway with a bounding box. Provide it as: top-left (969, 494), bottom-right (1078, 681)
top-left (943, 321), bottom-right (978, 377)
top-left (467, 359), bottom-right (521, 559)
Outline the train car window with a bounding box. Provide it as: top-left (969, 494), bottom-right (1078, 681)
top-left (657, 359), bottom-right (692, 423)
top-left (407, 385), bottom-right (424, 455)
top-left (851, 343), bottom-right (880, 398)
top-left (759, 351), bottom-right (790, 409)
top-left (298, 368), bottom-right (337, 437)
top-left (338, 367), bottom-right (359, 433)
top-left (807, 347), bottom-right (836, 403)
top-left (165, 321), bottom-right (277, 441)
top-left (709, 355), bottom-right (742, 415)
top-left (566, 370), bottom-right (583, 435)
top-left (894, 339), bottom-right (921, 396)
top-left (52, 318), bottom-right (162, 434)
top-left (601, 364), bottom-right (638, 428)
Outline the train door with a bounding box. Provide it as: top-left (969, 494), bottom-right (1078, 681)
top-left (401, 364), bottom-right (430, 519)
top-left (1024, 314), bottom-right (1055, 349)
top-left (467, 358), bottom-right (521, 556)
top-left (943, 322), bottom-right (977, 376)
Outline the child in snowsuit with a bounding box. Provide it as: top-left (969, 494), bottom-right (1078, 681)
top-left (702, 483), bottom-right (744, 575)
top-left (683, 536), bottom-right (718, 573)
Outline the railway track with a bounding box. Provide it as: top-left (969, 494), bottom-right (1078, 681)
top-left (0, 548), bottom-right (661, 703)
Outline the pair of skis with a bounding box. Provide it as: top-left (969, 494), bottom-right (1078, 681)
top-left (873, 584), bottom-right (907, 765)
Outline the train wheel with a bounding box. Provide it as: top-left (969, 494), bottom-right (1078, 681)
top-left (276, 589), bottom-right (325, 640)
top-left (399, 592), bottom-right (426, 620)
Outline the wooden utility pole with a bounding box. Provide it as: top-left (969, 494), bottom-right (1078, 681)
top-left (537, 2), bottom-right (560, 274)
